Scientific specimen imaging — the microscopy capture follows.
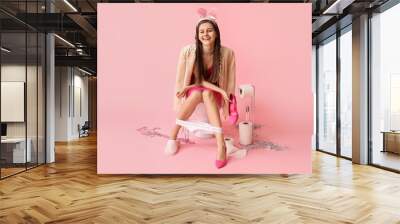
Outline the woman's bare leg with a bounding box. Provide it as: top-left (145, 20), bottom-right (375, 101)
top-left (202, 90), bottom-right (226, 161)
top-left (170, 91), bottom-right (203, 140)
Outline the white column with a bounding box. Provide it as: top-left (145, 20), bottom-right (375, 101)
top-left (45, 0), bottom-right (55, 163)
top-left (46, 32), bottom-right (55, 163)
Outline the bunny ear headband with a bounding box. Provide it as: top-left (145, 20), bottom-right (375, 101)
top-left (197, 7), bottom-right (217, 23)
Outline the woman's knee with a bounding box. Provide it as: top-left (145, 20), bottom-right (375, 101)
top-left (188, 91), bottom-right (203, 102)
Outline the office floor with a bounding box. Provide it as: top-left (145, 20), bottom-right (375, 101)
top-left (0, 134), bottom-right (400, 223)
top-left (373, 150), bottom-right (400, 171)
top-left (1, 163), bottom-right (44, 178)
top-left (0, 167), bottom-right (25, 177)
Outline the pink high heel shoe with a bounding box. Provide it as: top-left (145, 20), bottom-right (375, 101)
top-left (215, 159), bottom-right (228, 169)
top-left (228, 94), bottom-right (238, 124)
top-left (215, 146), bottom-right (228, 169)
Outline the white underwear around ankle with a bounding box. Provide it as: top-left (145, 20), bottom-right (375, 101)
top-left (176, 119), bottom-right (222, 134)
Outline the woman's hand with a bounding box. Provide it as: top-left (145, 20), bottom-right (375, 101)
top-left (201, 80), bottom-right (230, 103)
top-left (219, 90), bottom-right (230, 104)
top-left (219, 90), bottom-right (231, 121)
top-left (176, 85), bottom-right (194, 98)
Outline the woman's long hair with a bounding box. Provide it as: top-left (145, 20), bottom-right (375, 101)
top-left (194, 19), bottom-right (222, 85)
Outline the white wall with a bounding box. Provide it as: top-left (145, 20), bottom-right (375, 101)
top-left (1, 64), bottom-right (46, 164)
top-left (55, 67), bottom-right (89, 141)
top-left (1, 65), bottom-right (26, 131)
top-left (55, 67), bottom-right (70, 141)
top-left (1, 65), bottom-right (40, 137)
top-left (74, 70), bottom-right (89, 139)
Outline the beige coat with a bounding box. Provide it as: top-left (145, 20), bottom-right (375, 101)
top-left (174, 44), bottom-right (236, 117)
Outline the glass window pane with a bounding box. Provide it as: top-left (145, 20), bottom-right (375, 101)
top-left (27, 31), bottom-right (38, 169)
top-left (312, 45), bottom-right (317, 150)
top-left (318, 36), bottom-right (337, 154)
top-left (1, 32), bottom-right (27, 177)
top-left (371, 4), bottom-right (400, 171)
top-left (340, 28), bottom-right (352, 158)
top-left (0, 1), bottom-right (46, 179)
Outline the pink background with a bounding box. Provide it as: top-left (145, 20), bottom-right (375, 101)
top-left (98, 3), bottom-right (312, 174)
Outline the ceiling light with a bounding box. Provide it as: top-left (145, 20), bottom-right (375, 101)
top-left (54, 34), bottom-right (75, 48)
top-left (63, 0), bottom-right (78, 12)
top-left (322, 0), bottom-right (355, 14)
top-left (323, 0), bottom-right (342, 14)
top-left (78, 67), bottom-right (93, 76)
top-left (1, 47), bottom-right (11, 53)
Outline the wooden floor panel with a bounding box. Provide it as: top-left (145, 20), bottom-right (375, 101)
top-left (1, 134), bottom-right (400, 223)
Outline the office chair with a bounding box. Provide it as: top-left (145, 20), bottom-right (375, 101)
top-left (79, 121), bottom-right (90, 138)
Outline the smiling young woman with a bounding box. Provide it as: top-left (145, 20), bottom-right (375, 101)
top-left (164, 12), bottom-right (236, 169)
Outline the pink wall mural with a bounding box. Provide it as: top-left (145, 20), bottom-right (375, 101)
top-left (98, 3), bottom-right (312, 174)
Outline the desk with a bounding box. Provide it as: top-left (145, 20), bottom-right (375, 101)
top-left (381, 131), bottom-right (400, 154)
top-left (1, 138), bottom-right (31, 163)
